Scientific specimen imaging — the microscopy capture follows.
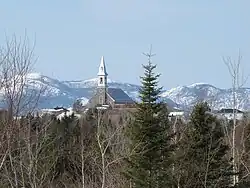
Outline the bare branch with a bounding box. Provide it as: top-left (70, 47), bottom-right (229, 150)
top-left (222, 50), bottom-right (248, 186)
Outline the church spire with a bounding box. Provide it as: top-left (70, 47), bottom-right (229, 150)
top-left (98, 56), bottom-right (108, 76)
top-left (97, 56), bottom-right (108, 88)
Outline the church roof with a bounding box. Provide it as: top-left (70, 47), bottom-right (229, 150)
top-left (217, 108), bottom-right (244, 114)
top-left (107, 88), bottom-right (134, 104)
top-left (98, 56), bottom-right (108, 76)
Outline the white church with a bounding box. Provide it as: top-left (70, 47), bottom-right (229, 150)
top-left (86, 56), bottom-right (135, 109)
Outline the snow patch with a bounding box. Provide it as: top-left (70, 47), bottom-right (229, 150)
top-left (56, 107), bottom-right (82, 120)
top-left (82, 77), bottom-right (116, 84)
top-left (160, 86), bottom-right (183, 97)
top-left (80, 97), bottom-right (89, 106)
top-left (188, 83), bottom-right (210, 87)
top-left (26, 73), bottom-right (43, 80)
top-left (42, 108), bottom-right (63, 112)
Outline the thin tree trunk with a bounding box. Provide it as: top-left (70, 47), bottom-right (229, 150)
top-left (223, 52), bottom-right (248, 185)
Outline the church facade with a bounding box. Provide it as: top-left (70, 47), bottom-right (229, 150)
top-left (87, 56), bottom-right (135, 109)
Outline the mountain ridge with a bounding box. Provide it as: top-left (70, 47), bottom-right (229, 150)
top-left (3, 72), bottom-right (250, 111)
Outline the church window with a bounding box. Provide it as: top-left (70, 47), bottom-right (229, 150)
top-left (100, 77), bottom-right (103, 84)
top-left (99, 96), bottom-right (103, 104)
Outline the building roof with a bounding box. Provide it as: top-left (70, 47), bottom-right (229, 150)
top-left (217, 108), bottom-right (244, 114)
top-left (107, 88), bottom-right (134, 104)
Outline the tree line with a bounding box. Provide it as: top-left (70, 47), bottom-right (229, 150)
top-left (0, 35), bottom-right (249, 187)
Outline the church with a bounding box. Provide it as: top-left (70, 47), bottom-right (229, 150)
top-left (87, 56), bottom-right (135, 109)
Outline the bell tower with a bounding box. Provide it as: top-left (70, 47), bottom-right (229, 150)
top-left (97, 56), bottom-right (108, 105)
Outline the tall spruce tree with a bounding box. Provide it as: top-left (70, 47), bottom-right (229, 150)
top-left (125, 48), bottom-right (174, 188)
top-left (177, 102), bottom-right (233, 188)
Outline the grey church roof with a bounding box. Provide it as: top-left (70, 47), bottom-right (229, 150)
top-left (217, 108), bottom-right (244, 114)
top-left (107, 88), bottom-right (134, 104)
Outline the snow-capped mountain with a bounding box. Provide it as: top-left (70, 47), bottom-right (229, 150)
top-left (2, 73), bottom-right (250, 111)
top-left (11, 73), bottom-right (141, 109)
top-left (160, 83), bottom-right (250, 111)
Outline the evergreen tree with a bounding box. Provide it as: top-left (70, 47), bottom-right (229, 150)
top-left (125, 50), bottom-right (174, 188)
top-left (237, 118), bottom-right (250, 187)
top-left (177, 102), bottom-right (233, 188)
top-left (47, 114), bottom-right (82, 186)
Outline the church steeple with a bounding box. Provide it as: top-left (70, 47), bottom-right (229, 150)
top-left (97, 56), bottom-right (108, 88)
top-left (98, 56), bottom-right (108, 76)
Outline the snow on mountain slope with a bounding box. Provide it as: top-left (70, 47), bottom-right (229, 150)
top-left (63, 77), bottom-right (141, 102)
top-left (0, 73), bottom-right (142, 109)
top-left (160, 83), bottom-right (221, 109)
top-left (1, 72), bottom-right (250, 111)
top-left (63, 78), bottom-right (116, 88)
top-left (25, 73), bottom-right (74, 96)
top-left (160, 84), bottom-right (250, 111)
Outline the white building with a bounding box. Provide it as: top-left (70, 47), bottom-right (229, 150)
top-left (216, 108), bottom-right (244, 120)
top-left (168, 111), bottom-right (185, 121)
top-left (169, 111), bottom-right (185, 117)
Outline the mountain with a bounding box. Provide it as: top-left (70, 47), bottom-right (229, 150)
top-left (160, 83), bottom-right (250, 111)
top-left (3, 73), bottom-right (250, 111)
top-left (17, 73), bottom-right (142, 109)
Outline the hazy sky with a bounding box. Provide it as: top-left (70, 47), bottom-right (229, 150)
top-left (0, 1), bottom-right (249, 89)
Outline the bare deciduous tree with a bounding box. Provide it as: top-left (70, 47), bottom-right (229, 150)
top-left (0, 33), bottom-right (46, 118)
top-left (95, 107), bottom-right (135, 188)
top-left (0, 32), bottom-right (49, 188)
top-left (223, 51), bottom-right (249, 185)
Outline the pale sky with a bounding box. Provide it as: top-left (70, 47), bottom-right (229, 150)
top-left (0, 0), bottom-right (249, 89)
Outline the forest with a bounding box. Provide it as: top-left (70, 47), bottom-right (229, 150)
top-left (0, 35), bottom-right (249, 188)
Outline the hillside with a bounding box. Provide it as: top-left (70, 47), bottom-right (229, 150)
top-left (2, 73), bottom-right (250, 111)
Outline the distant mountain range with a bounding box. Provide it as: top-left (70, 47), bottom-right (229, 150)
top-left (2, 73), bottom-right (250, 111)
